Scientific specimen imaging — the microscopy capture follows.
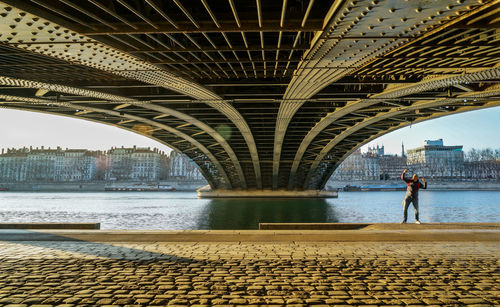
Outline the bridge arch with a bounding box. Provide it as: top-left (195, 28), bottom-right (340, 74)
top-left (0, 94), bottom-right (231, 189)
top-left (0, 75), bottom-right (249, 188)
top-left (0, 3), bottom-right (262, 189)
top-left (289, 68), bottom-right (500, 189)
top-left (272, 0), bottom-right (493, 189)
top-left (302, 88), bottom-right (500, 190)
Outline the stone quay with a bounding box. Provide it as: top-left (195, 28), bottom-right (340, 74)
top-left (0, 224), bottom-right (498, 306)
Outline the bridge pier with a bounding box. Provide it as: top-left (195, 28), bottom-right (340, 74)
top-left (196, 186), bottom-right (338, 198)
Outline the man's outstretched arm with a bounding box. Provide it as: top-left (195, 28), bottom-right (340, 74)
top-left (421, 177), bottom-right (427, 189)
top-left (401, 168), bottom-right (410, 183)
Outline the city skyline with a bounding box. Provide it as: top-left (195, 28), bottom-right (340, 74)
top-left (357, 106), bottom-right (500, 154)
top-left (1, 106), bottom-right (500, 156)
top-left (0, 146), bottom-right (204, 183)
top-left (0, 109), bottom-right (174, 154)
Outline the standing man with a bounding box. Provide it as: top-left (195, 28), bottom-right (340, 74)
top-left (400, 168), bottom-right (427, 224)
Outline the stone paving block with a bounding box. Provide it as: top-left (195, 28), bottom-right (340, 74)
top-left (21, 298), bottom-right (45, 304)
top-left (437, 297), bottom-right (460, 304)
top-left (96, 298), bottom-right (114, 305)
top-left (210, 298), bottom-right (228, 304)
top-left (458, 298), bottom-right (490, 304)
top-left (421, 298), bottom-right (444, 304)
top-left (0, 298), bottom-right (24, 304)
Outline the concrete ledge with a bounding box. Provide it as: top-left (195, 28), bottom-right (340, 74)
top-left (0, 224), bottom-right (498, 242)
top-left (260, 222), bottom-right (500, 230)
top-left (0, 223), bottom-right (100, 230)
top-left (197, 189), bottom-right (338, 198)
top-left (260, 223), bottom-right (371, 230)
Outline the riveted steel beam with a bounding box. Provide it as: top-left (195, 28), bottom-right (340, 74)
top-left (288, 67), bottom-right (500, 189)
top-left (305, 84), bottom-right (500, 189)
top-left (0, 75), bottom-right (246, 188)
top-left (0, 94), bottom-right (229, 189)
top-left (0, 2), bottom-right (262, 188)
top-left (148, 58), bottom-right (303, 65)
top-left (124, 45), bottom-right (310, 53)
top-left (76, 20), bottom-right (323, 35)
top-left (273, 0), bottom-right (496, 189)
top-left (0, 4), bottom-right (214, 98)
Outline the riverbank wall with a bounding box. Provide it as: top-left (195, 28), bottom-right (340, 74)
top-left (327, 179), bottom-right (500, 191)
top-left (2, 179), bottom-right (499, 192)
top-left (0, 180), bottom-right (207, 192)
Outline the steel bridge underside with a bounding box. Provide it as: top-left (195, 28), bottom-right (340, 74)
top-left (0, 0), bottom-right (499, 191)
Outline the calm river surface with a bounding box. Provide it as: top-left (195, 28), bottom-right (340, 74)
top-left (0, 191), bottom-right (498, 229)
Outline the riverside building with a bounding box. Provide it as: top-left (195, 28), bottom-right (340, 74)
top-left (464, 160), bottom-right (500, 180)
top-left (407, 139), bottom-right (465, 179)
top-left (57, 149), bottom-right (98, 181)
top-left (104, 147), bottom-right (204, 182)
top-left (105, 146), bottom-right (162, 182)
top-left (331, 145), bottom-right (406, 181)
top-left (0, 146), bottom-right (204, 183)
top-left (0, 143), bottom-right (497, 183)
top-left (168, 151), bottom-right (204, 181)
top-left (331, 149), bottom-right (380, 180)
top-left (0, 147), bottom-right (97, 182)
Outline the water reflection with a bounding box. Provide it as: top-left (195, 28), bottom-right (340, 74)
top-left (196, 198), bottom-right (338, 229)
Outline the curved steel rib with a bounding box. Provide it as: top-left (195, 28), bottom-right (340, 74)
top-left (0, 94), bottom-right (231, 189)
top-left (0, 2), bottom-right (261, 189)
top-left (317, 98), bottom-right (500, 189)
top-left (274, 0), bottom-right (493, 189)
top-left (0, 75), bottom-right (245, 188)
top-left (304, 83), bottom-right (500, 189)
top-left (290, 67), bottom-right (500, 188)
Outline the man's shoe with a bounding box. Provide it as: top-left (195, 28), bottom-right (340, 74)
top-left (400, 220), bottom-right (406, 224)
top-left (415, 220), bottom-right (421, 224)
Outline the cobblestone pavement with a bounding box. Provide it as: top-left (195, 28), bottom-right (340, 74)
top-left (0, 241), bottom-right (498, 306)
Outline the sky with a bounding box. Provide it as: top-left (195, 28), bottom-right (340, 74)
top-left (0, 106), bottom-right (499, 155)
top-left (0, 109), bottom-right (173, 154)
top-left (362, 106), bottom-right (500, 154)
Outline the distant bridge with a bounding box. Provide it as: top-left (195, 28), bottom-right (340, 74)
top-left (0, 0), bottom-right (499, 192)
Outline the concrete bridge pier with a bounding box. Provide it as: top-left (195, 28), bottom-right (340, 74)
top-left (196, 186), bottom-right (338, 198)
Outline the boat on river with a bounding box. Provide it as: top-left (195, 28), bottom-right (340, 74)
top-left (343, 184), bottom-right (406, 192)
top-left (105, 183), bottom-right (176, 192)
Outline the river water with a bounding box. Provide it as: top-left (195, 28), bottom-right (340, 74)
top-left (0, 191), bottom-right (498, 229)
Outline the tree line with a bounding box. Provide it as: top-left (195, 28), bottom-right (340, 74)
top-left (464, 148), bottom-right (500, 162)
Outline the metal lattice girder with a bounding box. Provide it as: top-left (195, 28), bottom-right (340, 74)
top-left (0, 75), bottom-right (249, 188)
top-left (0, 93), bottom-right (231, 189)
top-left (0, 5), bottom-right (215, 99)
top-left (272, 0), bottom-right (496, 189)
top-left (0, 1), bottom-right (262, 189)
top-left (304, 84), bottom-right (500, 189)
top-left (313, 97), bottom-right (500, 190)
top-left (77, 21), bottom-right (324, 35)
top-left (288, 67), bottom-right (500, 188)
top-left (2, 100), bottom-right (230, 186)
